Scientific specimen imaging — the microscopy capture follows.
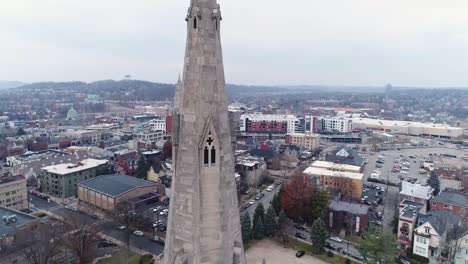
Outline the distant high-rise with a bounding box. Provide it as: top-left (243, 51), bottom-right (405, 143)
top-left (163, 0), bottom-right (246, 263)
top-left (385, 83), bottom-right (392, 103)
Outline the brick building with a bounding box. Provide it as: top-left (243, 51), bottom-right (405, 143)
top-left (430, 190), bottom-right (468, 218)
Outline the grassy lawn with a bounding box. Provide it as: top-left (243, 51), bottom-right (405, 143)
top-left (97, 251), bottom-right (153, 264)
top-left (290, 240), bottom-right (360, 264)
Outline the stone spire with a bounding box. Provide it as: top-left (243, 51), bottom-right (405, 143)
top-left (163, 0), bottom-right (246, 263)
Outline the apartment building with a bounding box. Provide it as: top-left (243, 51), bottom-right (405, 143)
top-left (0, 175), bottom-right (27, 210)
top-left (399, 181), bottom-right (434, 214)
top-left (430, 190), bottom-right (468, 218)
top-left (305, 116), bottom-right (352, 134)
top-left (285, 133), bottom-right (320, 150)
top-left (148, 119), bottom-right (167, 132)
top-left (240, 114), bottom-right (300, 135)
top-left (40, 159), bottom-right (108, 199)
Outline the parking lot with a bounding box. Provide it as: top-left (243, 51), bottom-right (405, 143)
top-left (361, 146), bottom-right (467, 231)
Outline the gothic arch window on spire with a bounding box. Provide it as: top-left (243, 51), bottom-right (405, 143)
top-left (194, 17), bottom-right (198, 29)
top-left (203, 132), bottom-right (216, 167)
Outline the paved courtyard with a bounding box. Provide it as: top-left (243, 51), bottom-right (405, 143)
top-left (246, 240), bottom-right (327, 264)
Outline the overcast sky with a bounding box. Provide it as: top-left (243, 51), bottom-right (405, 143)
top-left (1, 0), bottom-right (468, 87)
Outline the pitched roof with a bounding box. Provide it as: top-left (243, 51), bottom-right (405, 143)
top-left (79, 174), bottom-right (157, 197)
top-left (417, 211), bottom-right (461, 235)
top-left (432, 191), bottom-right (468, 208)
top-left (326, 146), bottom-right (364, 167)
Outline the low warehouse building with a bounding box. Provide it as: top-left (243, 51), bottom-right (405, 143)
top-left (78, 174), bottom-right (158, 211)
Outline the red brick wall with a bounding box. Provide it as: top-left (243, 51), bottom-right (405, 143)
top-left (431, 201), bottom-right (468, 218)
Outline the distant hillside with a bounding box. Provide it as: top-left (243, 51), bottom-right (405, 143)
top-left (0, 81), bottom-right (26, 89)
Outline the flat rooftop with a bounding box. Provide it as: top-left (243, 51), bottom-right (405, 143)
top-left (311, 160), bottom-right (362, 172)
top-left (303, 166), bottom-right (364, 180)
top-left (79, 174), bottom-right (157, 197)
top-left (0, 207), bottom-right (38, 236)
top-left (0, 175), bottom-right (25, 185)
top-left (329, 200), bottom-right (369, 215)
top-left (41, 158), bottom-right (108, 175)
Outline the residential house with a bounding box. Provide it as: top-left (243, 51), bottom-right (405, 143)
top-left (413, 211), bottom-right (461, 263)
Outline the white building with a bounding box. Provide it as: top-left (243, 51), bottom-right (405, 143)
top-left (451, 232), bottom-right (468, 264)
top-left (148, 119), bottom-right (167, 132)
top-left (240, 114), bottom-right (299, 134)
top-left (348, 117), bottom-right (463, 139)
top-left (305, 116), bottom-right (352, 133)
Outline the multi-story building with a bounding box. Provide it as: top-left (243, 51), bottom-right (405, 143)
top-left (40, 159), bottom-right (108, 199)
top-left (240, 114), bottom-right (300, 135)
top-left (285, 133), bottom-right (319, 150)
top-left (61, 130), bottom-right (112, 145)
top-left (0, 175), bottom-right (28, 210)
top-left (148, 118), bottom-right (167, 132)
top-left (306, 116), bottom-right (352, 134)
top-left (430, 190), bottom-right (468, 218)
top-left (413, 211), bottom-right (460, 263)
top-left (397, 200), bottom-right (424, 252)
top-left (310, 160), bottom-right (361, 173)
top-left (327, 200), bottom-right (370, 235)
top-left (348, 117), bottom-right (464, 139)
top-left (399, 181), bottom-right (434, 214)
top-left (134, 129), bottom-right (165, 147)
top-left (303, 163), bottom-right (363, 199)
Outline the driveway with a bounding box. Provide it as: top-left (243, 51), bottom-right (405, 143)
top-left (246, 239), bottom-right (327, 264)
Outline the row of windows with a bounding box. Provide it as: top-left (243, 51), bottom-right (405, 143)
top-left (416, 236), bottom-right (427, 244)
top-left (415, 246), bottom-right (426, 255)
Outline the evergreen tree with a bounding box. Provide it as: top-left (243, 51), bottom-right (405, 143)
top-left (278, 209), bottom-right (287, 229)
top-left (253, 217), bottom-right (265, 240)
top-left (272, 192), bottom-right (281, 215)
top-left (240, 213), bottom-right (251, 244)
top-left (307, 189), bottom-right (330, 224)
top-left (427, 171), bottom-right (441, 195)
top-left (135, 156), bottom-right (148, 179)
top-left (264, 206), bottom-right (277, 237)
top-left (16, 127), bottom-right (26, 136)
top-left (253, 203), bottom-right (265, 229)
top-left (310, 218), bottom-right (328, 254)
top-left (359, 228), bottom-right (397, 263)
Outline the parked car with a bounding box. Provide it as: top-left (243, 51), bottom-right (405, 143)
top-left (295, 233), bottom-right (307, 240)
top-left (248, 200), bottom-right (255, 205)
top-left (117, 225), bottom-right (126, 230)
top-left (158, 225), bottom-right (167, 232)
top-left (133, 230), bottom-right (144, 237)
top-left (295, 251), bottom-right (305, 258)
top-left (266, 185), bottom-right (274, 192)
top-left (294, 224), bottom-right (305, 231)
top-left (98, 240), bottom-right (117, 248)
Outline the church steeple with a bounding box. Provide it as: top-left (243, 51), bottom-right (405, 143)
top-left (163, 0), bottom-right (246, 263)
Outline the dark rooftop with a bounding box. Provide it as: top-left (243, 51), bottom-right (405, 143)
top-left (79, 174), bottom-right (157, 197)
top-left (0, 175), bottom-right (25, 185)
top-left (0, 207), bottom-right (38, 237)
top-left (432, 191), bottom-right (468, 208)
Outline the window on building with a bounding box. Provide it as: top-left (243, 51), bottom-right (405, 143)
top-left (194, 17), bottom-right (198, 29)
top-left (211, 146), bottom-right (216, 164)
top-left (204, 147), bottom-right (209, 165)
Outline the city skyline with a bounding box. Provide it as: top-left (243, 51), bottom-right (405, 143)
top-left (1, 0), bottom-right (468, 87)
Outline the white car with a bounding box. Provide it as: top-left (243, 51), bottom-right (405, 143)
top-left (117, 225), bottom-right (126, 230)
top-left (266, 186), bottom-right (274, 192)
top-left (133, 230), bottom-right (144, 237)
top-left (248, 200), bottom-right (255, 205)
top-left (329, 237), bottom-right (343, 243)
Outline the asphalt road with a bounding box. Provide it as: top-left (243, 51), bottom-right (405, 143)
top-left (241, 183), bottom-right (282, 222)
top-left (286, 224), bottom-right (363, 260)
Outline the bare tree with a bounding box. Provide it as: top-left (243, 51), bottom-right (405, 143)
top-left (22, 224), bottom-right (62, 264)
top-left (59, 209), bottom-right (103, 264)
